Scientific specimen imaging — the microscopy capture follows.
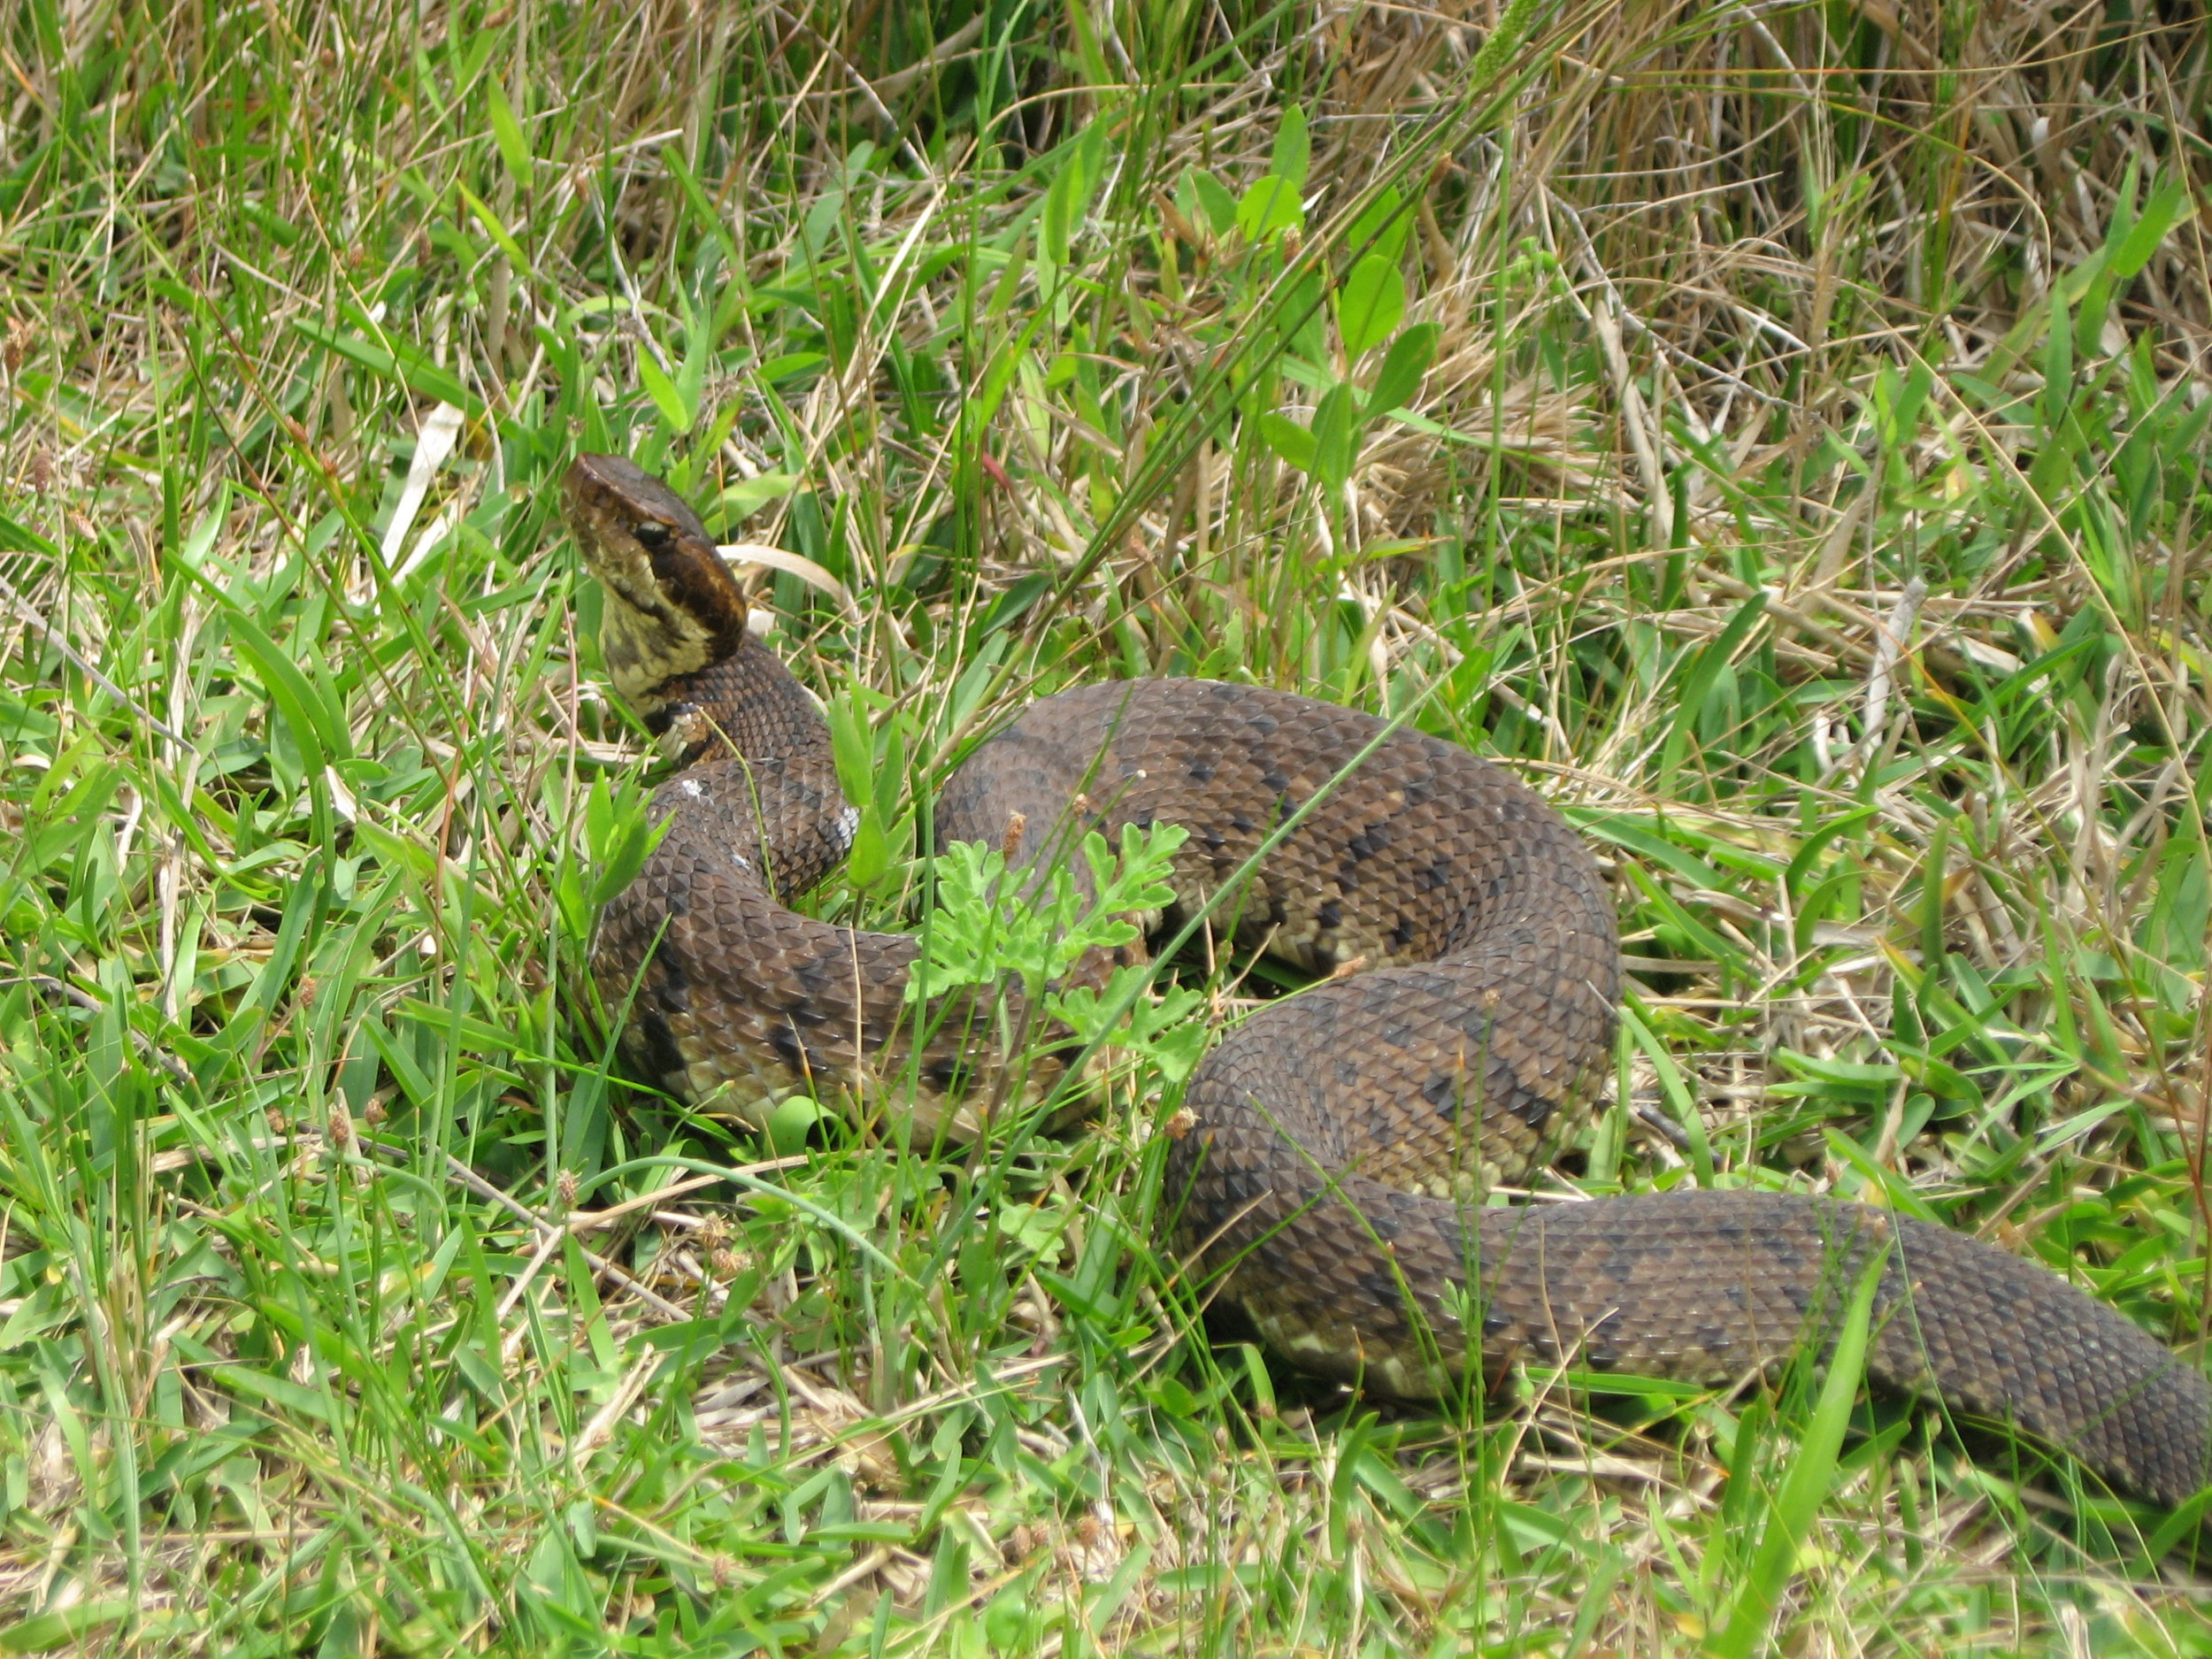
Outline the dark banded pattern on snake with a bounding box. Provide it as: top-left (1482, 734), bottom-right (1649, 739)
top-left (564, 452), bottom-right (2211, 1509)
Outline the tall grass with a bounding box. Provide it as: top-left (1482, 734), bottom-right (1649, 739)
top-left (2, 0), bottom-right (2208, 1651)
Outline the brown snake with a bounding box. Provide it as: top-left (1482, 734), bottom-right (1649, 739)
top-left (565, 452), bottom-right (2211, 1509)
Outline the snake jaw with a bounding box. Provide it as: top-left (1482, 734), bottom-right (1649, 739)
top-left (562, 453), bottom-right (749, 718)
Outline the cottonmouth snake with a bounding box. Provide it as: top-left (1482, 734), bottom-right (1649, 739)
top-left (564, 452), bottom-right (2211, 1509)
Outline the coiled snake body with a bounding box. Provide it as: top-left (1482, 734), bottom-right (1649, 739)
top-left (565, 453), bottom-right (2211, 1508)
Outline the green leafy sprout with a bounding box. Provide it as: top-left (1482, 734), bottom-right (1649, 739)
top-left (910, 821), bottom-right (1210, 1087)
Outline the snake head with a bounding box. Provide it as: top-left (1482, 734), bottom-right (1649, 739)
top-left (562, 454), bottom-right (749, 717)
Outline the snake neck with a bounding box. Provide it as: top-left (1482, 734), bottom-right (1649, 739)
top-left (561, 454), bottom-right (843, 891)
top-left (649, 636), bottom-right (835, 774)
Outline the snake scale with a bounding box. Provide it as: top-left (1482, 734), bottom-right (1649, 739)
top-left (564, 452), bottom-right (2211, 1509)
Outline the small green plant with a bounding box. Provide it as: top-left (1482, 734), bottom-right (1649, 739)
top-left (1179, 106), bottom-right (1444, 504)
top-left (910, 820), bottom-right (1210, 1087)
